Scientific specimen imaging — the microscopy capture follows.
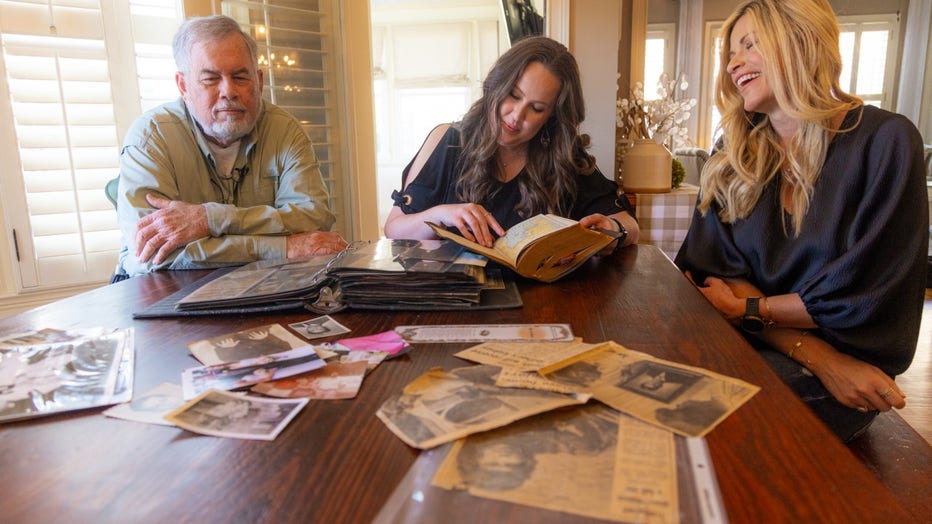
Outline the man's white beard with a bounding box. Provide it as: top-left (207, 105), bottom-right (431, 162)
top-left (203, 118), bottom-right (253, 145)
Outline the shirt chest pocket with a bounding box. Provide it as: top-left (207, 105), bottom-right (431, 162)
top-left (236, 169), bottom-right (279, 207)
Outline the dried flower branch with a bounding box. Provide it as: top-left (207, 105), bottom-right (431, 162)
top-left (616, 73), bottom-right (697, 150)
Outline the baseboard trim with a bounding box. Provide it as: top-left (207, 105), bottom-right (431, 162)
top-left (0, 283), bottom-right (103, 320)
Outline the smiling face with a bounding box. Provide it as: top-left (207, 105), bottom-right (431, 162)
top-left (726, 14), bottom-right (778, 116)
top-left (497, 61), bottom-right (561, 151)
top-left (176, 34), bottom-right (264, 147)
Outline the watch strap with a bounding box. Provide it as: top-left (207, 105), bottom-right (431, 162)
top-left (745, 297), bottom-right (760, 317)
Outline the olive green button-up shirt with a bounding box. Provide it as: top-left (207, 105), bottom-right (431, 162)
top-left (117, 98), bottom-right (335, 276)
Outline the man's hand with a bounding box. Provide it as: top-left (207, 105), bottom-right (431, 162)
top-left (286, 231), bottom-right (347, 259)
top-left (135, 194), bottom-right (210, 264)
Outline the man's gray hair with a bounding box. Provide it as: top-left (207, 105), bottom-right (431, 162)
top-left (172, 15), bottom-right (259, 74)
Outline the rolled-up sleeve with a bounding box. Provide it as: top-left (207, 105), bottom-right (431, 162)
top-left (117, 100), bottom-right (336, 275)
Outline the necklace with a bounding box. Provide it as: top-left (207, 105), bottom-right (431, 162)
top-left (495, 154), bottom-right (508, 181)
top-left (495, 150), bottom-right (526, 182)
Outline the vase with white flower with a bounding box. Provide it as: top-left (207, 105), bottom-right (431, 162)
top-left (615, 73), bottom-right (697, 193)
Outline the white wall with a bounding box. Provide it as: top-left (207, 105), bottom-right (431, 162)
top-left (570, 0), bottom-right (623, 179)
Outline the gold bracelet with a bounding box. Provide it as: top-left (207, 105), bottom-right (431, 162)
top-left (762, 297), bottom-right (776, 327)
top-left (787, 331), bottom-right (811, 365)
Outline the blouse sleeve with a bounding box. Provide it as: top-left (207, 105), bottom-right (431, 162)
top-left (674, 197), bottom-right (750, 283)
top-left (796, 114), bottom-right (927, 374)
top-left (676, 111), bottom-right (928, 375)
top-left (391, 126), bottom-right (462, 215)
top-left (570, 167), bottom-right (635, 220)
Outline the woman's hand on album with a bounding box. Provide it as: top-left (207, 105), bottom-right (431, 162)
top-left (430, 203), bottom-right (506, 247)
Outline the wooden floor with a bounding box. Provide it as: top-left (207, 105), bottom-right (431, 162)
top-left (897, 288), bottom-right (931, 443)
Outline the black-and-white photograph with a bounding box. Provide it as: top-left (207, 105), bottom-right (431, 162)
top-left (376, 365), bottom-right (587, 449)
top-left (288, 315), bottom-right (350, 341)
top-left (0, 328), bottom-right (134, 423)
top-left (165, 389), bottom-right (307, 441)
top-left (188, 323), bottom-right (307, 365)
top-left (501, 0), bottom-right (545, 45)
top-left (103, 382), bottom-right (184, 426)
top-left (0, 328), bottom-right (84, 350)
top-left (617, 361), bottom-right (703, 403)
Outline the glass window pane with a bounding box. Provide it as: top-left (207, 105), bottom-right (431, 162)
top-left (856, 30), bottom-right (888, 95)
top-left (838, 32), bottom-right (855, 92)
top-left (644, 38), bottom-right (665, 100)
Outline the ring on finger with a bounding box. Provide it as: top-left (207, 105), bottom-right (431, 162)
top-left (879, 387), bottom-right (894, 399)
top-left (856, 406), bottom-right (869, 413)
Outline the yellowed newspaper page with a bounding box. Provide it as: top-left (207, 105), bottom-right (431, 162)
top-left (545, 342), bottom-right (760, 438)
top-left (432, 403), bottom-right (679, 523)
top-left (376, 365), bottom-right (588, 449)
top-left (454, 340), bottom-right (604, 374)
top-left (612, 415), bottom-right (678, 522)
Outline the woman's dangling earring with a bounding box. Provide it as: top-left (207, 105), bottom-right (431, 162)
top-left (540, 127), bottom-right (551, 147)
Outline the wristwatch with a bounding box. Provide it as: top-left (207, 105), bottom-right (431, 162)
top-left (608, 217), bottom-right (628, 252)
top-left (741, 297), bottom-right (766, 333)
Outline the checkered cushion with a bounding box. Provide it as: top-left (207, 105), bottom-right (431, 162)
top-left (635, 184), bottom-right (699, 259)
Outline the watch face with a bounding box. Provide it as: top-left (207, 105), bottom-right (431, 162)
top-left (742, 316), bottom-right (765, 333)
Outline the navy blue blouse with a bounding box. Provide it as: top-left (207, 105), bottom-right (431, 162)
top-left (675, 106), bottom-right (928, 376)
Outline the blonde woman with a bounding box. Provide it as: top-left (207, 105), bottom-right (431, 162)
top-left (675, 0), bottom-right (928, 441)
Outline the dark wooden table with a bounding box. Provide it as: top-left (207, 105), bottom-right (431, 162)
top-left (0, 246), bottom-right (921, 523)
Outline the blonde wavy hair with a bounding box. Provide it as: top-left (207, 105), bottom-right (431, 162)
top-left (699, 0), bottom-right (862, 235)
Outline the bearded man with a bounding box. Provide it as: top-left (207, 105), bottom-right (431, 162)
top-left (116, 15), bottom-right (345, 277)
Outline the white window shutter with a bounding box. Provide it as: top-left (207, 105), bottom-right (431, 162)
top-left (223, 0), bottom-right (350, 238)
top-left (0, 0), bottom-right (180, 290)
top-left (1, 6), bottom-right (118, 288)
top-left (0, 0), bottom-right (349, 291)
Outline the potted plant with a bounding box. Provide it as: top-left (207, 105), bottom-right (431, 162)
top-left (616, 74), bottom-right (696, 193)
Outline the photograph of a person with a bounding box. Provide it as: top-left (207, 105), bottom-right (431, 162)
top-left (288, 315), bottom-right (350, 341)
top-left (188, 323), bottom-right (306, 365)
top-left (182, 346), bottom-right (325, 399)
top-left (501, 0), bottom-right (545, 45)
top-left (618, 361), bottom-right (702, 403)
top-left (165, 389), bottom-right (308, 441)
top-left (454, 403), bottom-right (617, 491)
top-left (251, 361), bottom-right (368, 400)
top-left (376, 365), bottom-right (587, 449)
top-left (432, 403), bottom-right (627, 521)
top-left (397, 239), bottom-right (465, 263)
top-left (103, 382), bottom-right (184, 426)
top-left (0, 328), bottom-right (134, 423)
top-left (0, 328), bottom-right (82, 350)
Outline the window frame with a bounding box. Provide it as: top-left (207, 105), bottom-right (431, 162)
top-left (369, 2), bottom-right (503, 233)
top-left (837, 14), bottom-right (900, 109)
top-left (644, 22), bottom-right (676, 99)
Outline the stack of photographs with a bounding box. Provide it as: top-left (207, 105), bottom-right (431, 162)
top-left (144, 239), bottom-right (522, 317)
top-left (327, 239), bottom-right (489, 309)
top-left (0, 328), bottom-right (134, 423)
